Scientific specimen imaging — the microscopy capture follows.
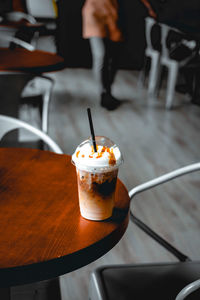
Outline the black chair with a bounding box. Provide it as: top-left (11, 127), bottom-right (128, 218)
top-left (89, 162), bottom-right (200, 300)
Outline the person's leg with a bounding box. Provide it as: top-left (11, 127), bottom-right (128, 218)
top-left (106, 39), bottom-right (120, 92)
top-left (89, 37), bottom-right (121, 110)
top-left (89, 37), bottom-right (109, 94)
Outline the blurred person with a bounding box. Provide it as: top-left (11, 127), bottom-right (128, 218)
top-left (140, 0), bottom-right (157, 19)
top-left (82, 0), bottom-right (123, 111)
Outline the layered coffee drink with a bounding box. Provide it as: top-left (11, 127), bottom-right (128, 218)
top-left (72, 136), bottom-right (123, 220)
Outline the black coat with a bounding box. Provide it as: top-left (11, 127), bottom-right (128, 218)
top-left (0, 0), bottom-right (12, 14)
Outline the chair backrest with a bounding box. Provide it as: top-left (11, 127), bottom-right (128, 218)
top-left (175, 279), bottom-right (200, 300)
top-left (5, 10), bottom-right (36, 24)
top-left (145, 17), bottom-right (156, 51)
top-left (0, 34), bottom-right (35, 51)
top-left (129, 162), bottom-right (200, 199)
top-left (0, 114), bottom-right (63, 154)
top-left (129, 162), bottom-right (200, 263)
top-left (160, 23), bottom-right (171, 59)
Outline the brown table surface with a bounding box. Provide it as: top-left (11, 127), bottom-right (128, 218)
top-left (0, 148), bottom-right (130, 287)
top-left (0, 48), bottom-right (65, 73)
top-left (0, 21), bottom-right (45, 29)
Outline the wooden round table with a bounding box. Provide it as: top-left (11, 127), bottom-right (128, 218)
top-left (0, 48), bottom-right (65, 73)
top-left (0, 148), bottom-right (130, 289)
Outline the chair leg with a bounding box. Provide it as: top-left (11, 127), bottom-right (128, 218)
top-left (156, 65), bottom-right (165, 97)
top-left (138, 56), bottom-right (149, 89)
top-left (0, 74), bottom-right (33, 142)
top-left (148, 52), bottom-right (160, 96)
top-left (165, 62), bottom-right (179, 109)
top-left (41, 78), bottom-right (54, 133)
top-left (130, 212), bottom-right (190, 262)
top-left (191, 70), bottom-right (200, 105)
top-left (42, 89), bottom-right (50, 134)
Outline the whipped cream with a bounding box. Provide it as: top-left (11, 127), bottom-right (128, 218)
top-left (72, 137), bottom-right (122, 172)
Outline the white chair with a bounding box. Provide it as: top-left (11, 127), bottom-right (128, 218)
top-left (0, 0), bottom-right (57, 49)
top-left (0, 114), bottom-right (63, 154)
top-left (0, 71), bottom-right (54, 134)
top-left (0, 10), bottom-right (38, 48)
top-left (159, 23), bottom-right (196, 109)
top-left (0, 35), bottom-right (54, 133)
top-left (21, 73), bottom-right (54, 134)
top-left (139, 17), bottom-right (161, 96)
top-left (140, 18), bottom-right (197, 109)
top-left (89, 162), bottom-right (200, 300)
top-left (0, 0), bottom-right (47, 48)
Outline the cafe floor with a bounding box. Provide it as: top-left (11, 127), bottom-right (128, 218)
top-left (16, 37), bottom-right (200, 300)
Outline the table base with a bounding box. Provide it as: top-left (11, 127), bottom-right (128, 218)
top-left (0, 278), bottom-right (61, 300)
top-left (0, 288), bottom-right (10, 300)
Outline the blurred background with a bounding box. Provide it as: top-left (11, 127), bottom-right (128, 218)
top-left (0, 1), bottom-right (200, 299)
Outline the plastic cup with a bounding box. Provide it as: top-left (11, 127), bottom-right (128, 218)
top-left (72, 136), bottom-right (123, 221)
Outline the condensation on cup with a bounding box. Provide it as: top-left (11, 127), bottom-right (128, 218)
top-left (72, 136), bottom-right (123, 221)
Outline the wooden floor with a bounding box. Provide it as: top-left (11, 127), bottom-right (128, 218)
top-left (38, 67), bottom-right (200, 300)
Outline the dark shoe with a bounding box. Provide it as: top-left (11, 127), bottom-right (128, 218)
top-left (191, 97), bottom-right (200, 106)
top-left (101, 93), bottom-right (121, 111)
top-left (175, 84), bottom-right (190, 94)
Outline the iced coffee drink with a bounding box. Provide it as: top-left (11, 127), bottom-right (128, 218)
top-left (72, 136), bottom-right (123, 221)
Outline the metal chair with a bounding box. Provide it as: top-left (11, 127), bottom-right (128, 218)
top-left (4, 9), bottom-right (36, 24)
top-left (0, 0), bottom-right (47, 48)
top-left (89, 162), bottom-right (200, 300)
top-left (0, 35), bottom-right (55, 134)
top-left (176, 279), bottom-right (200, 300)
top-left (0, 114), bottom-right (63, 153)
top-left (0, 70), bottom-right (54, 133)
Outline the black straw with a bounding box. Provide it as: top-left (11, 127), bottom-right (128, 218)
top-left (87, 108), bottom-right (97, 152)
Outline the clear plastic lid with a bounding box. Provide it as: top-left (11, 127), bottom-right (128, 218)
top-left (71, 136), bottom-right (123, 173)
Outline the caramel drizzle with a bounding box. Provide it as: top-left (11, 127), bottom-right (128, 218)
top-left (76, 145), bottom-right (116, 166)
top-left (90, 145), bottom-right (116, 166)
top-left (108, 148), bottom-right (116, 166)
